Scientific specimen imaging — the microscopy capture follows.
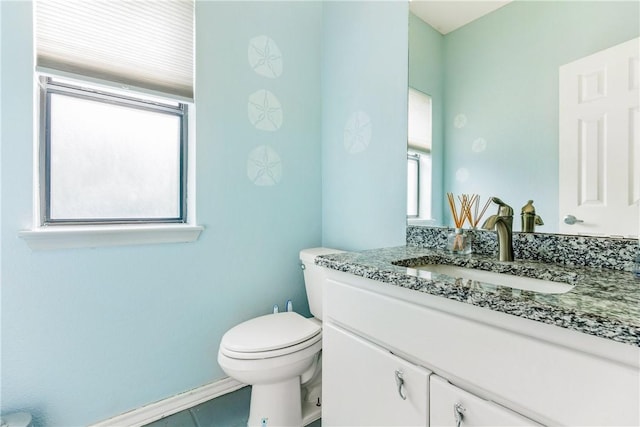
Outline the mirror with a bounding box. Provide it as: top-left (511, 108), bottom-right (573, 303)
top-left (408, 0), bottom-right (639, 237)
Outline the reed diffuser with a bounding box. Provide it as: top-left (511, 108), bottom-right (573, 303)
top-left (466, 194), bottom-right (492, 229)
top-left (446, 193), bottom-right (492, 254)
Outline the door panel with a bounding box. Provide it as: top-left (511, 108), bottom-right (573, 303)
top-left (559, 37), bottom-right (639, 237)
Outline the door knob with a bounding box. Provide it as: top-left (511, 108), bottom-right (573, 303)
top-left (563, 214), bottom-right (584, 225)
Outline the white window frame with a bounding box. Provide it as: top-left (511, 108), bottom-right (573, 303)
top-left (39, 76), bottom-right (189, 225)
top-left (407, 152), bottom-right (420, 218)
top-left (20, 74), bottom-right (202, 250)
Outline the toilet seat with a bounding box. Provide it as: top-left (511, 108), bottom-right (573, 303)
top-left (220, 312), bottom-right (321, 360)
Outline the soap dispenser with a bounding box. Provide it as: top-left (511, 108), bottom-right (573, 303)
top-left (521, 200), bottom-right (544, 232)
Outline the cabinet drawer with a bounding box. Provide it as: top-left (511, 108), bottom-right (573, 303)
top-left (323, 323), bottom-right (431, 427)
top-left (430, 375), bottom-right (541, 427)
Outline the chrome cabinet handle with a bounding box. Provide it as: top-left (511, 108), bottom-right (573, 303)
top-left (454, 402), bottom-right (466, 427)
top-left (563, 214), bottom-right (584, 225)
top-left (394, 370), bottom-right (407, 400)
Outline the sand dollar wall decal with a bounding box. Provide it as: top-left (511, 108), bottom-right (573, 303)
top-left (248, 89), bottom-right (283, 131)
top-left (343, 111), bottom-right (372, 154)
top-left (472, 137), bottom-right (487, 153)
top-left (454, 113), bottom-right (467, 129)
top-left (456, 167), bottom-right (470, 182)
top-left (247, 145), bottom-right (283, 186)
top-left (248, 35), bottom-right (283, 79)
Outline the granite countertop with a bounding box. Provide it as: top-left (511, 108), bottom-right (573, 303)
top-left (316, 246), bottom-right (640, 347)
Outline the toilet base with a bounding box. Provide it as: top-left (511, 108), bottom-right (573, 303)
top-left (248, 377), bottom-right (302, 427)
top-left (301, 398), bottom-right (322, 426)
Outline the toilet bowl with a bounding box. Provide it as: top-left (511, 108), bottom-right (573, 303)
top-left (217, 247), bottom-right (341, 427)
top-left (218, 312), bottom-right (322, 385)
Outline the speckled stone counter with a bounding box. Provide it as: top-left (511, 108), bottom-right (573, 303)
top-left (316, 245), bottom-right (640, 347)
top-left (407, 225), bottom-right (638, 271)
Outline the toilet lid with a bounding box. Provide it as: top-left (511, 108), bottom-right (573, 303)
top-left (221, 312), bottom-right (321, 355)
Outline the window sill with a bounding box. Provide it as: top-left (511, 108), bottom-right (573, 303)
top-left (19, 223), bottom-right (204, 250)
top-left (407, 218), bottom-right (437, 227)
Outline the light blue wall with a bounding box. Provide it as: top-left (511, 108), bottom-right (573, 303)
top-left (321, 1), bottom-right (408, 250)
top-left (408, 12), bottom-right (444, 224)
top-left (442, 1), bottom-right (640, 231)
top-left (1, 1), bottom-right (322, 425)
top-left (1, 1), bottom-right (409, 426)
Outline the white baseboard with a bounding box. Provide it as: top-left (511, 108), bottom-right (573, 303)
top-left (89, 377), bottom-right (245, 427)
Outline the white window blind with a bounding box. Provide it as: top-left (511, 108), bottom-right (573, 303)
top-left (35, 0), bottom-right (194, 101)
top-left (408, 88), bottom-right (432, 152)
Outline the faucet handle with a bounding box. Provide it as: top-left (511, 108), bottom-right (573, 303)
top-left (491, 197), bottom-right (513, 216)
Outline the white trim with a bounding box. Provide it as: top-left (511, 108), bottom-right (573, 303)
top-left (407, 218), bottom-right (437, 226)
top-left (36, 66), bottom-right (194, 104)
top-left (89, 377), bottom-right (245, 427)
top-left (19, 223), bottom-right (204, 250)
top-left (28, 75), bottom-right (199, 252)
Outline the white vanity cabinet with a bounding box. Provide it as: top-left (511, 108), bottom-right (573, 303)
top-left (430, 375), bottom-right (541, 426)
top-left (323, 320), bottom-right (541, 427)
top-left (322, 269), bottom-right (640, 426)
top-left (323, 322), bottom-right (430, 426)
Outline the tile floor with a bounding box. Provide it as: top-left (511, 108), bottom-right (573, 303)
top-left (144, 386), bottom-right (321, 427)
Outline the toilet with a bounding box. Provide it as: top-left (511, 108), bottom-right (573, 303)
top-left (217, 247), bottom-right (341, 427)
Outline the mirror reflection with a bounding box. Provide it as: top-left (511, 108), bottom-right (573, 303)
top-left (407, 88), bottom-right (433, 219)
top-left (408, 0), bottom-right (639, 237)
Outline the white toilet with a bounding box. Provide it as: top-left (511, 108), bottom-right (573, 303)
top-left (217, 247), bottom-right (341, 427)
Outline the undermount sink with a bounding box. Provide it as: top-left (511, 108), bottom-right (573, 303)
top-left (416, 264), bottom-right (575, 294)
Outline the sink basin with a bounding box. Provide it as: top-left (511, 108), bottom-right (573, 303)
top-left (416, 264), bottom-right (575, 294)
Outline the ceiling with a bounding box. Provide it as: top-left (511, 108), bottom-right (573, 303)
top-left (409, 0), bottom-right (513, 35)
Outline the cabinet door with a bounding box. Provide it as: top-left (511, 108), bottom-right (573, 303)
top-left (323, 323), bottom-right (430, 427)
top-left (430, 375), bottom-right (541, 427)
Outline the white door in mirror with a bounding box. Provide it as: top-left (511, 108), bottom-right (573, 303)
top-left (559, 37), bottom-right (639, 238)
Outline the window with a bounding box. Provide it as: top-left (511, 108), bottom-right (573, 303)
top-left (407, 153), bottom-right (420, 218)
top-left (20, 0), bottom-right (201, 249)
top-left (40, 77), bottom-right (187, 225)
top-left (407, 88), bottom-right (432, 220)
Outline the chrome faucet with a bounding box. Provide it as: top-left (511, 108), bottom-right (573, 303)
top-left (482, 197), bottom-right (514, 262)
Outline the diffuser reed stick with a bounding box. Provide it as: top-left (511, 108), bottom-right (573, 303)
top-left (447, 193), bottom-right (492, 229)
top-left (447, 192), bottom-right (472, 228)
top-left (469, 195), bottom-right (492, 229)
top-left (458, 194), bottom-right (476, 227)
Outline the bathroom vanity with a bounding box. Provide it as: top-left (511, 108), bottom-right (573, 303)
top-left (318, 229), bottom-right (640, 426)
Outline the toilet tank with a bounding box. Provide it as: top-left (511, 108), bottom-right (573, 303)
top-left (300, 247), bottom-right (343, 321)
